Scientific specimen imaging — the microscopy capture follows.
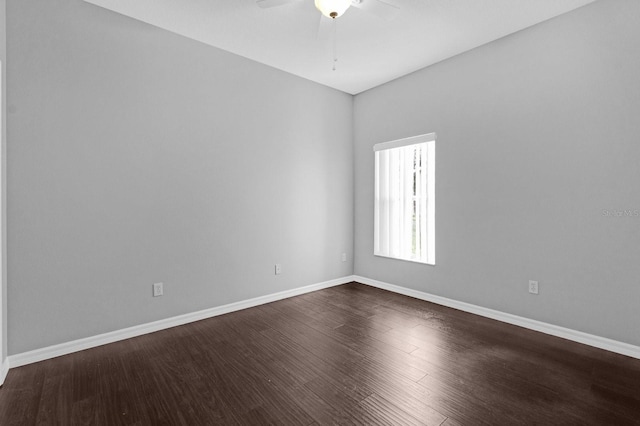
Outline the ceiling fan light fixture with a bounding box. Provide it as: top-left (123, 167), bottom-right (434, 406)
top-left (315, 0), bottom-right (351, 18)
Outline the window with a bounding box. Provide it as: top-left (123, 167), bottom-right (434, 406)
top-left (374, 133), bottom-right (435, 265)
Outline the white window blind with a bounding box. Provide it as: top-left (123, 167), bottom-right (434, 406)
top-left (374, 133), bottom-right (435, 265)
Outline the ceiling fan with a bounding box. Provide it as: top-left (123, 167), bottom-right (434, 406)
top-left (256, 0), bottom-right (400, 21)
top-left (257, 0), bottom-right (399, 70)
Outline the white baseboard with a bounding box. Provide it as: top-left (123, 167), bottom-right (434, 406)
top-left (8, 276), bottom-right (354, 369)
top-left (354, 275), bottom-right (640, 360)
top-left (0, 357), bottom-right (9, 386)
top-left (8, 274), bottom-right (637, 374)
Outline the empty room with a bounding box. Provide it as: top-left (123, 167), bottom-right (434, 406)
top-left (1, 0), bottom-right (639, 424)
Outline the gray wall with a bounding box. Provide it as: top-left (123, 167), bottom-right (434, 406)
top-left (7, 0), bottom-right (353, 354)
top-left (354, 0), bottom-right (640, 347)
top-left (1, 0), bottom-right (6, 362)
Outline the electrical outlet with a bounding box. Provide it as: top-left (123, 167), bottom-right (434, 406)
top-left (341, 253), bottom-right (347, 262)
top-left (153, 282), bottom-right (164, 297)
top-left (275, 264), bottom-right (282, 275)
top-left (528, 280), bottom-right (539, 295)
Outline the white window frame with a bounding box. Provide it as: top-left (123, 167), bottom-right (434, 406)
top-left (374, 133), bottom-right (436, 265)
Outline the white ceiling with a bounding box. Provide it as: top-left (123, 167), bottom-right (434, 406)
top-left (83, 0), bottom-right (596, 94)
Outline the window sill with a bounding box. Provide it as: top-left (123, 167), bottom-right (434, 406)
top-left (374, 253), bottom-right (435, 266)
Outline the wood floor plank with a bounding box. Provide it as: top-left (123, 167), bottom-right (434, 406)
top-left (367, 304), bottom-right (432, 329)
top-left (267, 298), bottom-right (430, 382)
top-left (346, 357), bottom-right (487, 426)
top-left (302, 289), bottom-right (385, 321)
top-left (440, 417), bottom-right (463, 426)
top-left (323, 325), bottom-right (430, 382)
top-left (2, 282), bottom-right (640, 425)
top-left (274, 296), bottom-right (347, 329)
top-left (34, 355), bottom-right (73, 425)
top-left (259, 327), bottom-right (375, 402)
top-left (303, 375), bottom-right (388, 425)
top-left (335, 322), bottom-right (419, 353)
top-left (258, 304), bottom-right (366, 367)
top-left (359, 392), bottom-right (435, 426)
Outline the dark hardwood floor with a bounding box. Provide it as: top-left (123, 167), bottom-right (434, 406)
top-left (1, 282), bottom-right (639, 425)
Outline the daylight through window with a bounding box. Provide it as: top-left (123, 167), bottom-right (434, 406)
top-left (374, 133), bottom-right (435, 265)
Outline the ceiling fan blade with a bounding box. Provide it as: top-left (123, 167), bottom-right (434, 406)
top-left (256, 0), bottom-right (298, 9)
top-left (351, 0), bottom-right (400, 20)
